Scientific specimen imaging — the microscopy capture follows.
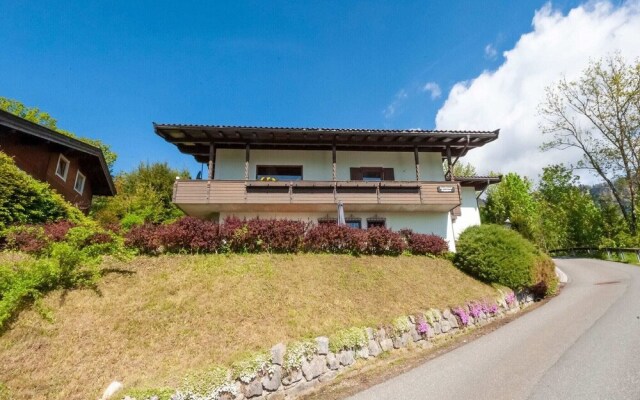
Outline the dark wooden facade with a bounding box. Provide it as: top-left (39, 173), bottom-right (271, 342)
top-left (0, 110), bottom-right (115, 211)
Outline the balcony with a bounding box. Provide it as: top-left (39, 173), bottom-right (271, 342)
top-left (173, 180), bottom-right (461, 216)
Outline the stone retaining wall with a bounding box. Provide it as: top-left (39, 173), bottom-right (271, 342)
top-left (120, 291), bottom-right (534, 400)
top-left (232, 291), bottom-right (534, 400)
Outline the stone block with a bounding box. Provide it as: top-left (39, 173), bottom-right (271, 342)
top-left (377, 327), bottom-right (387, 340)
top-left (368, 339), bottom-right (382, 357)
top-left (441, 320), bottom-right (451, 333)
top-left (365, 327), bottom-right (375, 340)
top-left (326, 352), bottom-right (339, 370)
top-left (282, 368), bottom-right (302, 386)
top-left (242, 379), bottom-right (263, 398)
top-left (392, 335), bottom-right (407, 349)
top-left (271, 343), bottom-right (286, 366)
top-left (409, 325), bottom-right (421, 342)
top-left (380, 338), bottom-right (394, 352)
top-left (301, 356), bottom-right (326, 381)
top-left (316, 336), bottom-right (329, 355)
top-left (356, 346), bottom-right (369, 359)
top-left (262, 365), bottom-right (282, 392)
top-left (433, 322), bottom-right (442, 335)
top-left (338, 350), bottom-right (355, 366)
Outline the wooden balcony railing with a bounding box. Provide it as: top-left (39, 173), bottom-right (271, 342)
top-left (173, 180), bottom-right (461, 213)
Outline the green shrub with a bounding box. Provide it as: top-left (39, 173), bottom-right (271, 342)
top-left (455, 224), bottom-right (557, 294)
top-left (328, 327), bottom-right (367, 353)
top-left (0, 222), bottom-right (130, 330)
top-left (0, 151), bottom-right (86, 230)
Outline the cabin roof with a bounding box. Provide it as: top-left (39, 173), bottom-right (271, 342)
top-left (153, 123), bottom-right (500, 163)
top-left (0, 109), bottom-right (116, 196)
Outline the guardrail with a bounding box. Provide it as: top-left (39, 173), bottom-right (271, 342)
top-left (549, 247), bottom-right (640, 263)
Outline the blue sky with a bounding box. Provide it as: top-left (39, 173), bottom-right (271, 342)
top-left (0, 0), bottom-right (590, 175)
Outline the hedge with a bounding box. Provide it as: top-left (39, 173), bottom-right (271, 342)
top-left (125, 216), bottom-right (448, 257)
top-left (454, 224), bottom-right (557, 295)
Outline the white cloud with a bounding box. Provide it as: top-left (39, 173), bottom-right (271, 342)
top-left (435, 1), bottom-right (640, 183)
top-left (484, 43), bottom-right (498, 60)
top-left (383, 89), bottom-right (408, 119)
top-left (422, 82), bottom-right (442, 99)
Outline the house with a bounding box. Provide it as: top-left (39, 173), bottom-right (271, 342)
top-left (154, 123), bottom-right (501, 250)
top-left (0, 109), bottom-right (116, 211)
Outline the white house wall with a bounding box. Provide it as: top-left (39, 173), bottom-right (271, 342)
top-left (215, 149), bottom-right (444, 181)
top-left (451, 187), bottom-right (482, 239)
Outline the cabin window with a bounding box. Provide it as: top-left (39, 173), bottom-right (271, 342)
top-left (345, 218), bottom-right (362, 229)
top-left (55, 154), bottom-right (70, 181)
top-left (367, 217), bottom-right (386, 229)
top-left (74, 171), bottom-right (86, 195)
top-left (256, 165), bottom-right (303, 181)
top-left (350, 167), bottom-right (395, 181)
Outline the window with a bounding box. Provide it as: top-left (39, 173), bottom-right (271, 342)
top-left (367, 217), bottom-right (386, 229)
top-left (55, 154), bottom-right (70, 181)
top-left (350, 167), bottom-right (395, 181)
top-left (345, 218), bottom-right (362, 229)
top-left (256, 165), bottom-right (303, 181)
top-left (317, 217), bottom-right (337, 224)
top-left (74, 171), bottom-right (86, 195)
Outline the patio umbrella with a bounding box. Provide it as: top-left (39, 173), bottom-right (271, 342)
top-left (337, 201), bottom-right (346, 225)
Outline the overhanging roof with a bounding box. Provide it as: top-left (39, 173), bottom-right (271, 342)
top-left (456, 175), bottom-right (502, 191)
top-left (153, 123), bottom-right (500, 164)
top-left (0, 109), bottom-right (116, 196)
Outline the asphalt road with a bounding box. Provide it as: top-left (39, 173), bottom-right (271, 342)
top-left (348, 258), bottom-right (640, 400)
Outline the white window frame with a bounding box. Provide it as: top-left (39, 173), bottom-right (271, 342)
top-left (55, 154), bottom-right (70, 181)
top-left (74, 171), bottom-right (86, 195)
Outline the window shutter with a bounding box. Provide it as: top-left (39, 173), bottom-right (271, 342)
top-left (350, 167), bottom-right (363, 181)
top-left (383, 168), bottom-right (395, 181)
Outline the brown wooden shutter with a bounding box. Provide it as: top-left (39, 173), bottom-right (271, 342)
top-left (350, 167), bottom-right (363, 180)
top-left (383, 168), bottom-right (395, 181)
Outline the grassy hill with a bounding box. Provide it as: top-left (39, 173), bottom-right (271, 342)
top-left (0, 253), bottom-right (499, 399)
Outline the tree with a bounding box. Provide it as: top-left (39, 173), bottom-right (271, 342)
top-left (539, 54), bottom-right (640, 234)
top-left (91, 162), bottom-right (190, 228)
top-left (453, 162), bottom-right (477, 177)
top-left (536, 165), bottom-right (602, 249)
top-left (481, 173), bottom-right (541, 244)
top-left (0, 97), bottom-right (117, 170)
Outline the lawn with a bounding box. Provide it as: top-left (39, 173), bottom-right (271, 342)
top-left (0, 253), bottom-right (498, 399)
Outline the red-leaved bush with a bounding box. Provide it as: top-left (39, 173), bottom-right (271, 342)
top-left (124, 224), bottom-right (162, 254)
top-left (365, 227), bottom-right (406, 256)
top-left (159, 217), bottom-right (220, 253)
top-left (43, 220), bottom-right (75, 242)
top-left (303, 224), bottom-right (368, 255)
top-left (407, 232), bottom-right (449, 256)
top-left (123, 216), bottom-right (449, 257)
top-left (125, 217), bottom-right (220, 254)
top-left (220, 217), bottom-right (305, 253)
top-left (3, 225), bottom-right (49, 254)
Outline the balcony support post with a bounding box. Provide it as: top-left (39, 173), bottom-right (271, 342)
top-left (244, 143), bottom-right (250, 181)
top-left (332, 143), bottom-right (337, 181)
top-left (445, 145), bottom-right (453, 181)
top-left (414, 146), bottom-right (421, 181)
top-left (208, 142), bottom-right (215, 180)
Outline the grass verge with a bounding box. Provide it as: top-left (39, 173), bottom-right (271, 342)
top-left (0, 253), bottom-right (498, 399)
